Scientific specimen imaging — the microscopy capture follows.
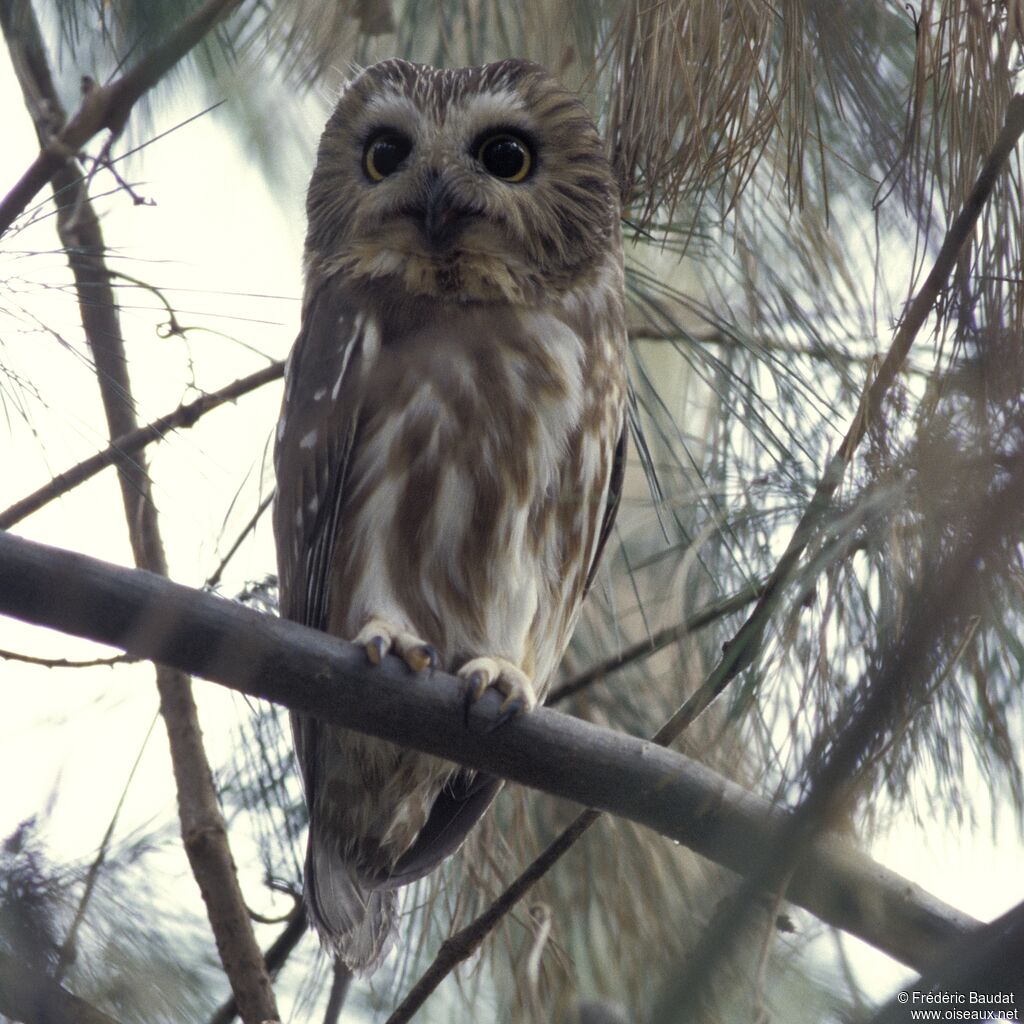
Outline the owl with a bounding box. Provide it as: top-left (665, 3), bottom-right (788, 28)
top-left (273, 57), bottom-right (627, 974)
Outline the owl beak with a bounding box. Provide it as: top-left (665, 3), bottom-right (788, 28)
top-left (421, 174), bottom-right (469, 251)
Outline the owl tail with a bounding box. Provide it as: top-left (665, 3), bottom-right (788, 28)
top-left (305, 827), bottom-right (399, 976)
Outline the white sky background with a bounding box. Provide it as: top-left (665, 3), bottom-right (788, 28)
top-left (0, 28), bottom-right (1022, 1023)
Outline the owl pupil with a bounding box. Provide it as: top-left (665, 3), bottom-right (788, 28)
top-left (479, 134), bottom-right (531, 181)
top-left (365, 132), bottom-right (411, 181)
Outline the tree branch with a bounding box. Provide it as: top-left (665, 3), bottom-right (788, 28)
top-left (0, 362), bottom-right (283, 531)
top-left (0, 528), bottom-right (981, 972)
top-left (0, 0), bottom-right (243, 237)
top-left (870, 899), bottom-right (1024, 1023)
top-left (208, 906), bottom-right (308, 1024)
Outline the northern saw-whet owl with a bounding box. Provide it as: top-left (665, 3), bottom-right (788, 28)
top-left (273, 58), bottom-right (627, 973)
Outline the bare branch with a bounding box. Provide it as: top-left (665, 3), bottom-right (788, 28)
top-left (322, 961), bottom-right (353, 1024)
top-left (0, 0), bottom-right (244, 237)
top-left (0, 362), bottom-right (283, 531)
top-left (0, 646), bottom-right (135, 668)
top-left (385, 807), bottom-right (600, 1024)
top-left (208, 906), bottom-right (308, 1024)
top-left (549, 581), bottom-right (764, 705)
top-left (0, 528), bottom-right (982, 971)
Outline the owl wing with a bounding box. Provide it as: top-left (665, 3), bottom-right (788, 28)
top-left (273, 283), bottom-right (364, 802)
top-left (275, 285), bottom-right (503, 882)
top-left (372, 769), bottom-right (503, 888)
top-left (584, 420), bottom-right (627, 596)
top-left (274, 284), bottom-right (361, 632)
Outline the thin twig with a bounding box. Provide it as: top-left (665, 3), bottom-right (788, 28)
top-left (205, 491), bottom-right (276, 590)
top-left (0, 646), bottom-right (136, 669)
top-left (0, 0), bottom-right (243, 237)
top-left (0, 362), bottom-right (283, 531)
top-left (549, 581), bottom-right (764, 705)
top-left (382, 90), bottom-right (1024, 1023)
top-left (55, 714), bottom-right (160, 981)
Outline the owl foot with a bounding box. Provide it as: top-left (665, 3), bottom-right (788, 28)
top-left (458, 656), bottom-right (536, 729)
top-left (352, 617), bottom-right (439, 673)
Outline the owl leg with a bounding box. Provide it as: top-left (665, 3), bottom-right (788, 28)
top-left (458, 656), bottom-right (537, 725)
top-left (352, 616), bottom-right (439, 673)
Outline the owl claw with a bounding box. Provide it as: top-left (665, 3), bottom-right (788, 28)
top-left (364, 634), bottom-right (388, 665)
top-left (353, 618), bottom-right (438, 674)
top-left (406, 642), bottom-right (439, 673)
top-left (458, 656), bottom-right (536, 728)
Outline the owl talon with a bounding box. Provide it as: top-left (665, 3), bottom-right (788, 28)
top-left (405, 642), bottom-right (439, 673)
top-left (353, 618), bottom-right (438, 674)
top-left (458, 656), bottom-right (536, 728)
top-left (467, 668), bottom-right (490, 699)
top-left (365, 635), bottom-right (388, 665)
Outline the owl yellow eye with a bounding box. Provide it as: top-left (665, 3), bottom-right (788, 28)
top-left (364, 132), bottom-right (412, 181)
top-left (477, 133), bottom-right (532, 182)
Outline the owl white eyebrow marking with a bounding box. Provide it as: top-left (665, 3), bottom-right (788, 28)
top-left (362, 93), bottom-right (421, 132)
top-left (460, 89), bottom-right (530, 131)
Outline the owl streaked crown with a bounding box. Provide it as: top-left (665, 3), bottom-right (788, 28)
top-left (304, 58), bottom-right (620, 304)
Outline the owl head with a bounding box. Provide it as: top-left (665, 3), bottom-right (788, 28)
top-left (304, 59), bottom-right (620, 305)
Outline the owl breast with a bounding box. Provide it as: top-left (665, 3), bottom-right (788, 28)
top-left (308, 285), bottom-right (622, 871)
top-left (328, 296), bottom-right (612, 685)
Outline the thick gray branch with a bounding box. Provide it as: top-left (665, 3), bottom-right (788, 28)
top-left (0, 529), bottom-right (980, 972)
